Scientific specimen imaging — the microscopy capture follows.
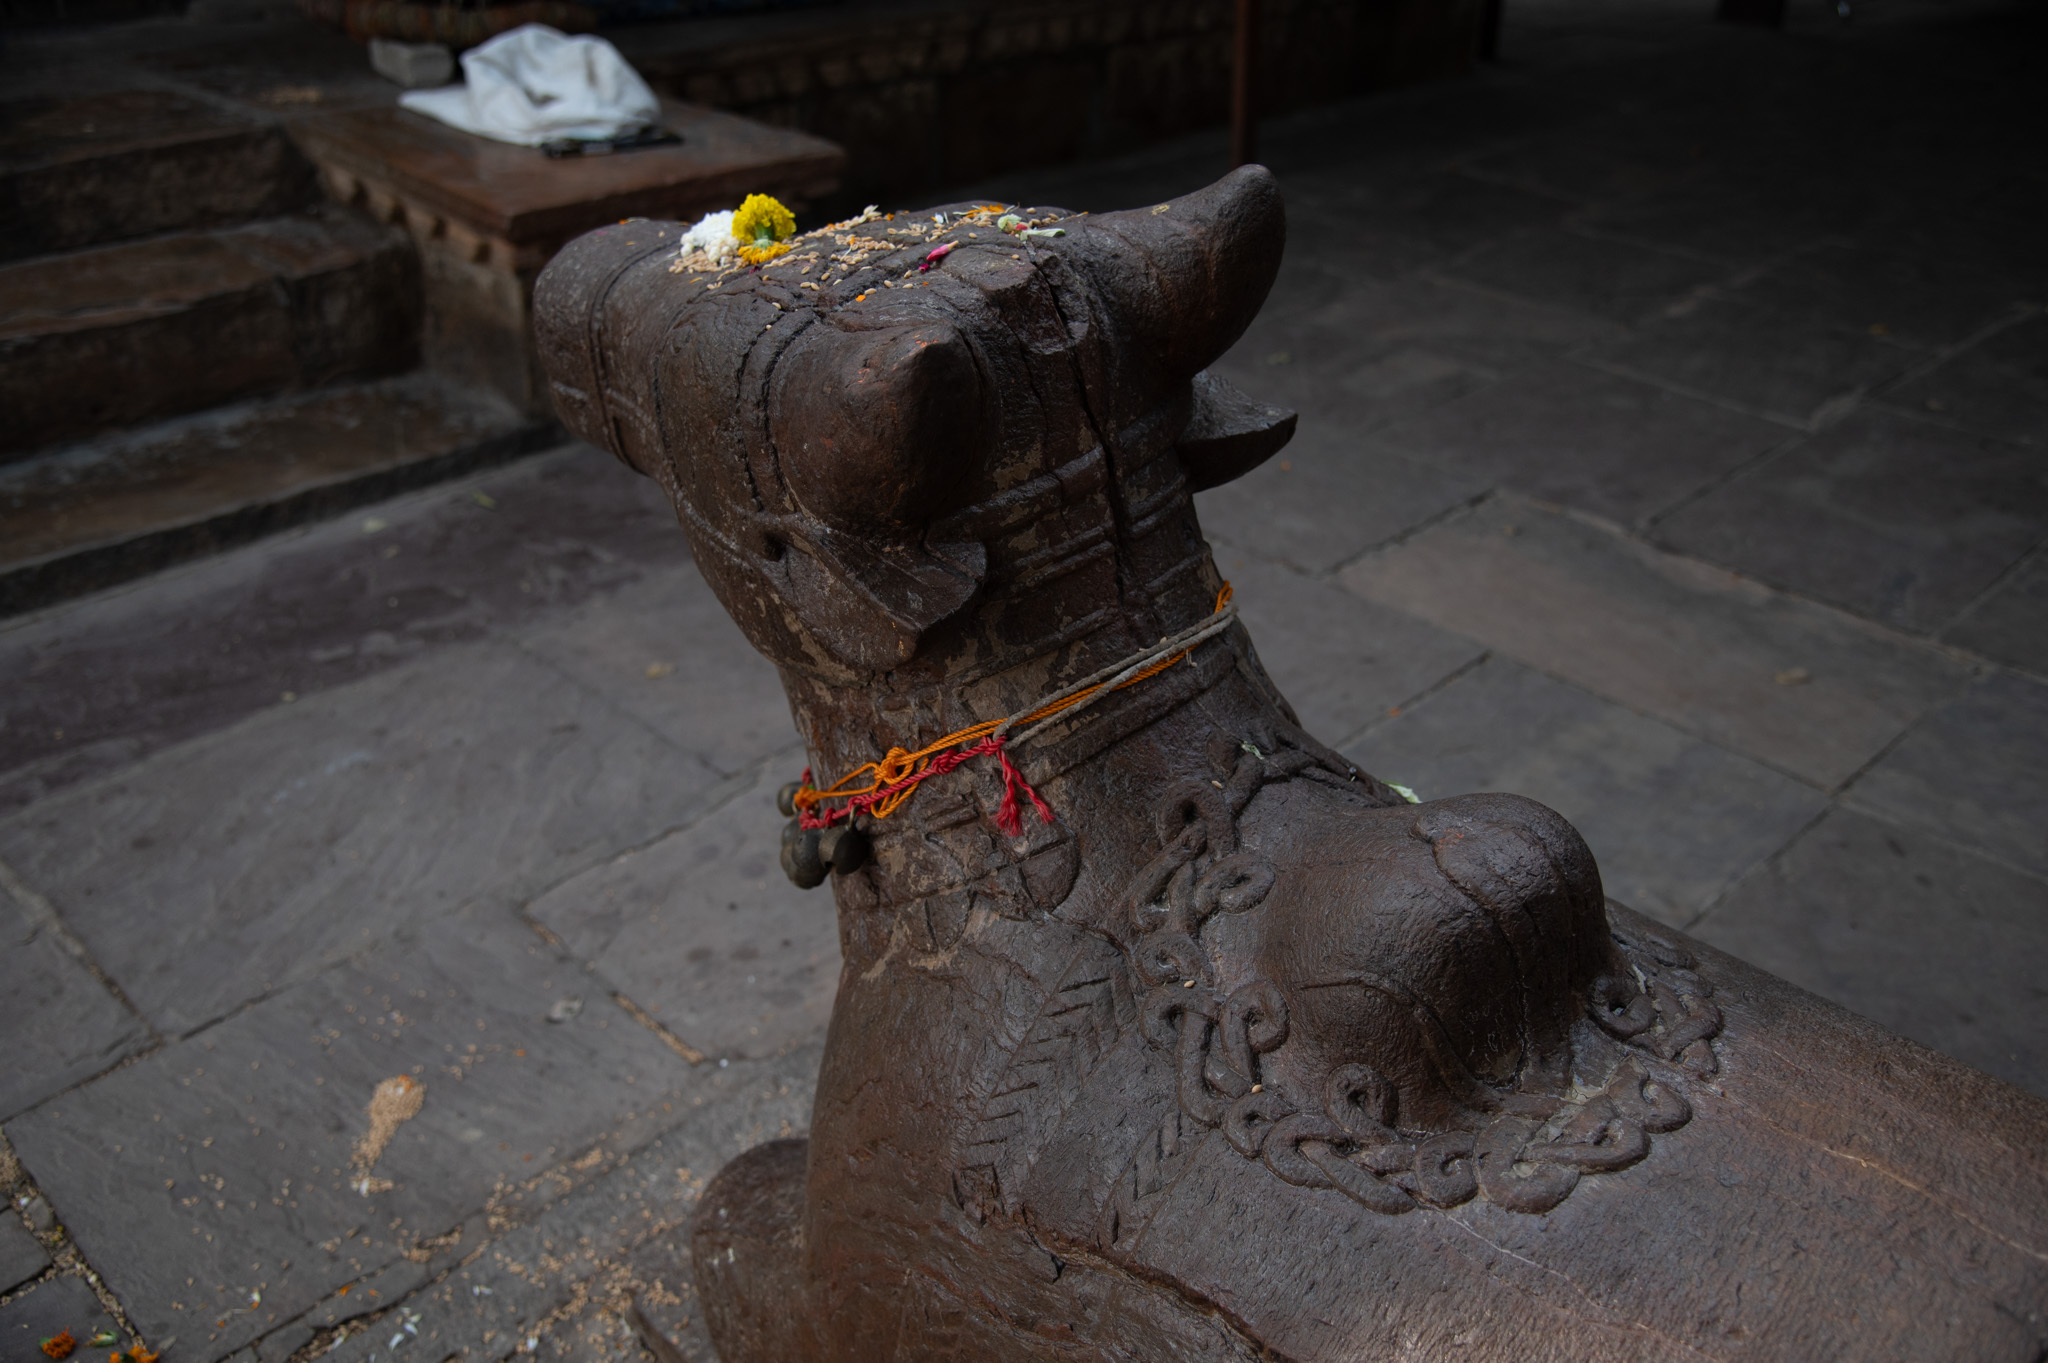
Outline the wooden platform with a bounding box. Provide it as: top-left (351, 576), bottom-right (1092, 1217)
top-left (291, 101), bottom-right (844, 411)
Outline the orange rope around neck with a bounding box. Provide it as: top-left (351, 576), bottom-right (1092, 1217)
top-left (795, 583), bottom-right (1235, 835)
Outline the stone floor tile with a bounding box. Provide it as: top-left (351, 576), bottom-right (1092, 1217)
top-left (1454, 135), bottom-right (1708, 205)
top-left (1440, 226), bottom-right (1725, 324)
top-left (4, 900), bottom-right (702, 1362)
top-left (1943, 551), bottom-right (2048, 678)
top-left (0, 1274), bottom-right (119, 1358)
top-left (1192, 423), bottom-right (1486, 577)
top-left (514, 565), bottom-right (794, 781)
top-left (0, 640), bottom-right (720, 1037)
top-left (1337, 494), bottom-right (1972, 789)
top-left (0, 878), bottom-right (149, 1121)
top-left (1725, 240), bottom-right (2024, 352)
top-left (1274, 197), bottom-right (1455, 292)
top-left (1579, 171), bottom-right (1882, 267)
top-left (527, 761), bottom-right (837, 1065)
top-left (1843, 671), bottom-right (2048, 882)
top-left (0, 1214), bottom-right (50, 1295)
top-left (1875, 313), bottom-right (2048, 448)
top-left (1372, 359), bottom-right (1791, 525)
top-left (1293, 169), bottom-right (1570, 257)
top-left (1653, 409), bottom-right (2048, 634)
top-left (312, 1046), bottom-right (817, 1363)
top-left (0, 445), bottom-right (684, 818)
top-left (1692, 808), bottom-right (2048, 1098)
top-left (1214, 552), bottom-right (1487, 747)
top-left (1216, 275), bottom-right (1625, 433)
top-left (1585, 292), bottom-right (1913, 426)
top-left (1342, 657), bottom-right (1824, 926)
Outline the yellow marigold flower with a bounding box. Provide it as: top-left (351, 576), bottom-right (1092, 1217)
top-left (735, 240), bottom-right (793, 266)
top-left (731, 194), bottom-right (796, 248)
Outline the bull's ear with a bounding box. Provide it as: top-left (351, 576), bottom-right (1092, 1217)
top-left (1077, 164), bottom-right (1286, 392)
top-left (1177, 371), bottom-right (1296, 491)
top-left (768, 319), bottom-right (985, 531)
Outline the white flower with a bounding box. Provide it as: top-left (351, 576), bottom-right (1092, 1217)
top-left (677, 210), bottom-right (737, 267)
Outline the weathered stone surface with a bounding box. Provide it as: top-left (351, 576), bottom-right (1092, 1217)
top-left (4, 900), bottom-right (704, 1362)
top-left (0, 445), bottom-right (683, 820)
top-left (1693, 808), bottom-right (2048, 1097)
top-left (1943, 551), bottom-right (2048, 678)
top-left (1442, 226), bottom-right (1723, 324)
top-left (0, 91), bottom-right (311, 263)
top-left (0, 1274), bottom-right (118, 1357)
top-left (1729, 240), bottom-right (2022, 352)
top-left (1338, 494), bottom-right (1972, 788)
top-left (1345, 656), bottom-right (1825, 924)
top-left (1372, 358), bottom-right (1792, 526)
top-left (1216, 275), bottom-right (1623, 435)
top-left (1878, 341), bottom-right (2048, 450)
top-left (0, 1213), bottom-right (51, 1295)
top-left (0, 209), bottom-right (416, 457)
top-left (1206, 551), bottom-right (1484, 745)
top-left (1580, 173), bottom-right (1879, 269)
top-left (0, 640), bottom-right (721, 1035)
top-left (310, 1045), bottom-right (817, 1363)
top-left (1192, 422), bottom-right (1485, 575)
top-left (0, 870), bottom-right (149, 1121)
top-left (515, 565), bottom-right (794, 781)
top-left (0, 375), bottom-right (549, 621)
top-left (1584, 293), bottom-right (1912, 427)
top-left (1843, 672), bottom-right (2048, 882)
top-left (1654, 409), bottom-right (2048, 633)
top-left (528, 762), bottom-right (836, 1064)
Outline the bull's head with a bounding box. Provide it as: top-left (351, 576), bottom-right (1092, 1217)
top-left (535, 166), bottom-right (1294, 678)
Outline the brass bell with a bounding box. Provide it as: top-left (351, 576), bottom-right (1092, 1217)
top-left (780, 819), bottom-right (827, 889)
top-left (819, 823), bottom-right (870, 875)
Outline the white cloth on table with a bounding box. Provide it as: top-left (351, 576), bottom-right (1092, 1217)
top-left (398, 24), bottom-right (659, 147)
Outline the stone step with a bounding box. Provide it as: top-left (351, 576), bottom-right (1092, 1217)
top-left (0, 206), bottom-right (419, 458)
top-left (0, 89), bottom-right (315, 263)
top-left (0, 373), bottom-right (558, 618)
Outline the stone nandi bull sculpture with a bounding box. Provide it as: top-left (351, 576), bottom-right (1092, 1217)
top-left (534, 169), bottom-right (2048, 1361)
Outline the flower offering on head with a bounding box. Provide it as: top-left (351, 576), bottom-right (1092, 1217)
top-left (732, 193), bottom-right (798, 265)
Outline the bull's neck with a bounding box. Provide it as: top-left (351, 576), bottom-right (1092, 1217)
top-left (776, 574), bottom-right (1272, 811)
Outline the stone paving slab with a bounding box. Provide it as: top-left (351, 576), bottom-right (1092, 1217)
top-left (4, 899), bottom-right (706, 1362)
top-left (1577, 170), bottom-right (1883, 270)
top-left (0, 1213), bottom-right (50, 1296)
top-left (1692, 807), bottom-right (2048, 1098)
top-left (1, 1274), bottom-right (119, 1360)
top-left (1218, 274), bottom-right (1624, 435)
top-left (528, 760), bottom-right (838, 1067)
top-left (1653, 408), bottom-right (2048, 634)
top-left (1726, 240), bottom-right (2024, 353)
top-left (0, 446), bottom-right (684, 820)
top-left (1203, 551), bottom-right (1484, 747)
top-left (1877, 337), bottom-right (2048, 450)
top-left (513, 566), bottom-right (794, 783)
top-left (0, 869), bottom-right (150, 1122)
top-left (1439, 225), bottom-right (1724, 325)
top-left (1842, 671), bottom-right (2048, 883)
top-left (1343, 657), bottom-right (1824, 926)
top-left (1370, 357), bottom-right (1792, 527)
top-left (1943, 551), bottom-right (2048, 679)
top-left (316, 1046), bottom-right (815, 1363)
top-left (1584, 292), bottom-right (1914, 428)
top-left (1337, 494), bottom-right (1973, 790)
top-left (1189, 422), bottom-right (1484, 577)
top-left (0, 639), bottom-right (722, 1037)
